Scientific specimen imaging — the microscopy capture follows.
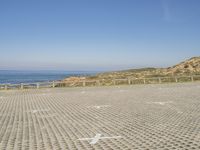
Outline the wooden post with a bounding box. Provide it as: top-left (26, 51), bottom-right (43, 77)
top-left (158, 78), bottom-right (162, 84)
top-left (96, 80), bottom-right (100, 86)
top-left (128, 78), bottom-right (131, 85)
top-left (83, 80), bottom-right (86, 87)
top-left (5, 85), bottom-right (8, 90)
top-left (143, 79), bottom-right (146, 84)
top-left (113, 79), bottom-right (116, 85)
top-left (37, 83), bottom-right (40, 89)
top-left (175, 77), bottom-right (178, 83)
top-left (20, 83), bottom-right (24, 89)
top-left (191, 76), bottom-right (194, 82)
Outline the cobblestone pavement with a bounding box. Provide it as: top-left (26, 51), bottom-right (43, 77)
top-left (0, 83), bottom-right (200, 150)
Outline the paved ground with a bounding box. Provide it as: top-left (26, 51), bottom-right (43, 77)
top-left (0, 83), bottom-right (200, 150)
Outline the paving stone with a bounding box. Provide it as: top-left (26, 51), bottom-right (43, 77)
top-left (0, 82), bottom-right (200, 149)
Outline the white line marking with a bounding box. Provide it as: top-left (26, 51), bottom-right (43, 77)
top-left (147, 101), bottom-right (173, 105)
top-left (119, 90), bottom-right (125, 92)
top-left (32, 110), bottom-right (38, 113)
top-left (78, 134), bottom-right (122, 145)
top-left (81, 91), bottom-right (86, 94)
top-left (168, 105), bottom-right (183, 113)
top-left (90, 134), bottom-right (101, 144)
top-left (87, 105), bottom-right (111, 109)
top-left (147, 101), bottom-right (182, 113)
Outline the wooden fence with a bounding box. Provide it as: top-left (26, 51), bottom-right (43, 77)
top-left (0, 75), bottom-right (200, 90)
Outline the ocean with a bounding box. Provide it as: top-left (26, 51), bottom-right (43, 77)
top-left (0, 70), bottom-right (97, 84)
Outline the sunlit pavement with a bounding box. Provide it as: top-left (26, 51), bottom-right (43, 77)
top-left (0, 82), bottom-right (200, 150)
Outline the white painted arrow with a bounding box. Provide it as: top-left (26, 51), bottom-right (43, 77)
top-left (78, 134), bottom-right (122, 145)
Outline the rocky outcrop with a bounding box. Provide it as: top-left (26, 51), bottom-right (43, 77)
top-left (167, 57), bottom-right (200, 75)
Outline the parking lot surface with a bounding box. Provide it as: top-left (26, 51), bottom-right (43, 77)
top-left (0, 83), bottom-right (200, 150)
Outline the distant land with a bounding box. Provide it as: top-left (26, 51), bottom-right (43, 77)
top-left (64, 57), bottom-right (200, 82)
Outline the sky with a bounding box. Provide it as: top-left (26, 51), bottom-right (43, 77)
top-left (0, 0), bottom-right (200, 71)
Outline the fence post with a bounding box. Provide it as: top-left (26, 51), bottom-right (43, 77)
top-left (96, 80), bottom-right (100, 86)
top-left (175, 77), bottom-right (178, 83)
top-left (37, 83), bottom-right (40, 89)
top-left (143, 79), bottom-right (146, 84)
top-left (20, 83), bottom-right (24, 89)
top-left (83, 80), bottom-right (86, 87)
top-left (5, 84), bottom-right (8, 90)
top-left (191, 76), bottom-right (194, 82)
top-left (113, 79), bottom-right (116, 85)
top-left (128, 78), bottom-right (131, 85)
top-left (158, 78), bottom-right (162, 84)
top-left (52, 81), bottom-right (55, 88)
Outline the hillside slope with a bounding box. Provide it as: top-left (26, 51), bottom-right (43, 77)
top-left (64, 57), bottom-right (200, 81)
top-left (167, 57), bottom-right (200, 75)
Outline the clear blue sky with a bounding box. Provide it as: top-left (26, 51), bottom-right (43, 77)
top-left (0, 0), bottom-right (200, 71)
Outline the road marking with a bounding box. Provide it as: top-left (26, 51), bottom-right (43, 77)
top-left (147, 101), bottom-right (182, 113)
top-left (168, 105), bottom-right (183, 113)
top-left (147, 101), bottom-right (173, 105)
top-left (119, 90), bottom-right (125, 92)
top-left (78, 134), bottom-right (122, 145)
top-left (81, 91), bottom-right (86, 94)
top-left (32, 110), bottom-right (38, 113)
top-left (87, 105), bottom-right (111, 109)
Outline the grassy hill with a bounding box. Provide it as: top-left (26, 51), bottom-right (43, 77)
top-left (65, 57), bottom-right (200, 82)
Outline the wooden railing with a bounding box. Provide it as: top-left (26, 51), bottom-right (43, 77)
top-left (0, 75), bottom-right (200, 90)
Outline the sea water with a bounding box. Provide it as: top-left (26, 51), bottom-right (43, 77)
top-left (0, 70), bottom-right (97, 84)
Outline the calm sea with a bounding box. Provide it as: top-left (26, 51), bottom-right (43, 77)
top-left (0, 70), bottom-right (97, 84)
